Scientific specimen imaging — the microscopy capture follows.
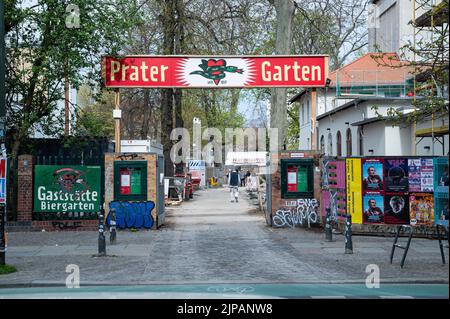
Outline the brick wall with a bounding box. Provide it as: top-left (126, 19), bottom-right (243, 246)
top-left (17, 155), bottom-right (33, 222)
top-left (104, 153), bottom-right (159, 229)
top-left (32, 220), bottom-right (98, 232)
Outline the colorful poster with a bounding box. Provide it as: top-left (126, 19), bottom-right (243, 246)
top-left (362, 159), bottom-right (384, 192)
top-left (409, 193), bottom-right (434, 226)
top-left (384, 194), bottom-right (410, 224)
top-left (384, 159), bottom-right (408, 192)
top-left (363, 193), bottom-right (385, 224)
top-left (434, 159), bottom-right (449, 193)
top-left (346, 158), bottom-right (362, 224)
top-left (408, 159), bottom-right (422, 192)
top-left (435, 197), bottom-right (449, 226)
top-left (34, 165), bottom-right (101, 213)
top-left (420, 159), bottom-right (434, 192)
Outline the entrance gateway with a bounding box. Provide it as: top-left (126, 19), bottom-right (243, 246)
top-left (101, 55), bottom-right (329, 227)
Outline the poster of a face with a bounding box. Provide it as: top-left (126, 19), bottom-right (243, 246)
top-left (409, 193), bottom-right (434, 226)
top-left (384, 194), bottom-right (410, 224)
top-left (408, 159), bottom-right (421, 192)
top-left (384, 159), bottom-right (408, 192)
top-left (362, 159), bottom-right (384, 191)
top-left (363, 194), bottom-right (384, 224)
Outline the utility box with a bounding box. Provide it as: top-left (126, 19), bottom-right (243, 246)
top-left (120, 140), bottom-right (163, 156)
top-left (104, 153), bottom-right (165, 229)
top-left (268, 151), bottom-right (321, 227)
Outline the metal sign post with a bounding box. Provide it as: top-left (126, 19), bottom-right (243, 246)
top-left (98, 209), bottom-right (106, 256)
top-left (0, 204), bottom-right (5, 265)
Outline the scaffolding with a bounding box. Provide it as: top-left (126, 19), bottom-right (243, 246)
top-left (412, 0), bottom-right (449, 155)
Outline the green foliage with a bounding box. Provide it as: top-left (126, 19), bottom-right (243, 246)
top-left (5, 0), bottom-right (139, 154)
top-left (0, 264), bottom-right (17, 275)
top-left (286, 103), bottom-right (300, 150)
top-left (73, 85), bottom-right (115, 139)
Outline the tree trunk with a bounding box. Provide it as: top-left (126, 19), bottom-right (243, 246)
top-left (174, 0), bottom-right (185, 130)
top-left (270, 0), bottom-right (295, 151)
top-left (160, 0), bottom-right (177, 177)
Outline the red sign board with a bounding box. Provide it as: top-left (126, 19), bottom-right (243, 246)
top-left (102, 56), bottom-right (329, 88)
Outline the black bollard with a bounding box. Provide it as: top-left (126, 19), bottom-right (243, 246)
top-left (325, 208), bottom-right (333, 242)
top-left (109, 208), bottom-right (117, 245)
top-left (344, 214), bottom-right (353, 254)
top-left (0, 205), bottom-right (5, 265)
top-left (98, 210), bottom-right (106, 256)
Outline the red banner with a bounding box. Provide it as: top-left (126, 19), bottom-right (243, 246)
top-left (102, 56), bottom-right (329, 88)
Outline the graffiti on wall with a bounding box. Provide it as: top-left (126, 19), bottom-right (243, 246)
top-left (107, 201), bottom-right (155, 229)
top-left (273, 199), bottom-right (319, 228)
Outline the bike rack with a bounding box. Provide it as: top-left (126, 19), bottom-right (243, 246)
top-left (390, 225), bottom-right (414, 268)
top-left (436, 224), bottom-right (449, 265)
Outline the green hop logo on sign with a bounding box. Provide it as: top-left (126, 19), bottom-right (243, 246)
top-left (190, 59), bottom-right (244, 85)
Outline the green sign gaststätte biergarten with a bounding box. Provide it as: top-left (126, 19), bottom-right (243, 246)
top-left (34, 165), bottom-right (101, 213)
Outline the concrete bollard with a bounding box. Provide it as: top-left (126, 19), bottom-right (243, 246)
top-left (325, 208), bottom-right (333, 242)
top-left (344, 214), bottom-right (353, 254)
top-left (98, 210), bottom-right (106, 256)
top-left (109, 208), bottom-right (117, 245)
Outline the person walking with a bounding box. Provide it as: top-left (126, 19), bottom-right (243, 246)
top-left (239, 169), bottom-right (246, 187)
top-left (229, 168), bottom-right (240, 202)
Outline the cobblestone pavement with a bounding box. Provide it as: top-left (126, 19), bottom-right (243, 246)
top-left (0, 187), bottom-right (448, 287)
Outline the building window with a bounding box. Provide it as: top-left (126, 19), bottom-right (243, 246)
top-left (328, 133), bottom-right (333, 156)
top-left (320, 135), bottom-right (325, 153)
top-left (336, 131), bottom-right (342, 156)
top-left (358, 127), bottom-right (364, 156)
top-left (346, 128), bottom-right (352, 156)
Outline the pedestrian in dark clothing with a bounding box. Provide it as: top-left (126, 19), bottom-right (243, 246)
top-left (229, 168), bottom-right (240, 202)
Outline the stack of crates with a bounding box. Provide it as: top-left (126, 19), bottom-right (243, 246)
top-left (433, 157), bottom-right (449, 227)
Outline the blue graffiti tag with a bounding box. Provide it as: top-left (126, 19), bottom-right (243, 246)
top-left (107, 201), bottom-right (155, 229)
